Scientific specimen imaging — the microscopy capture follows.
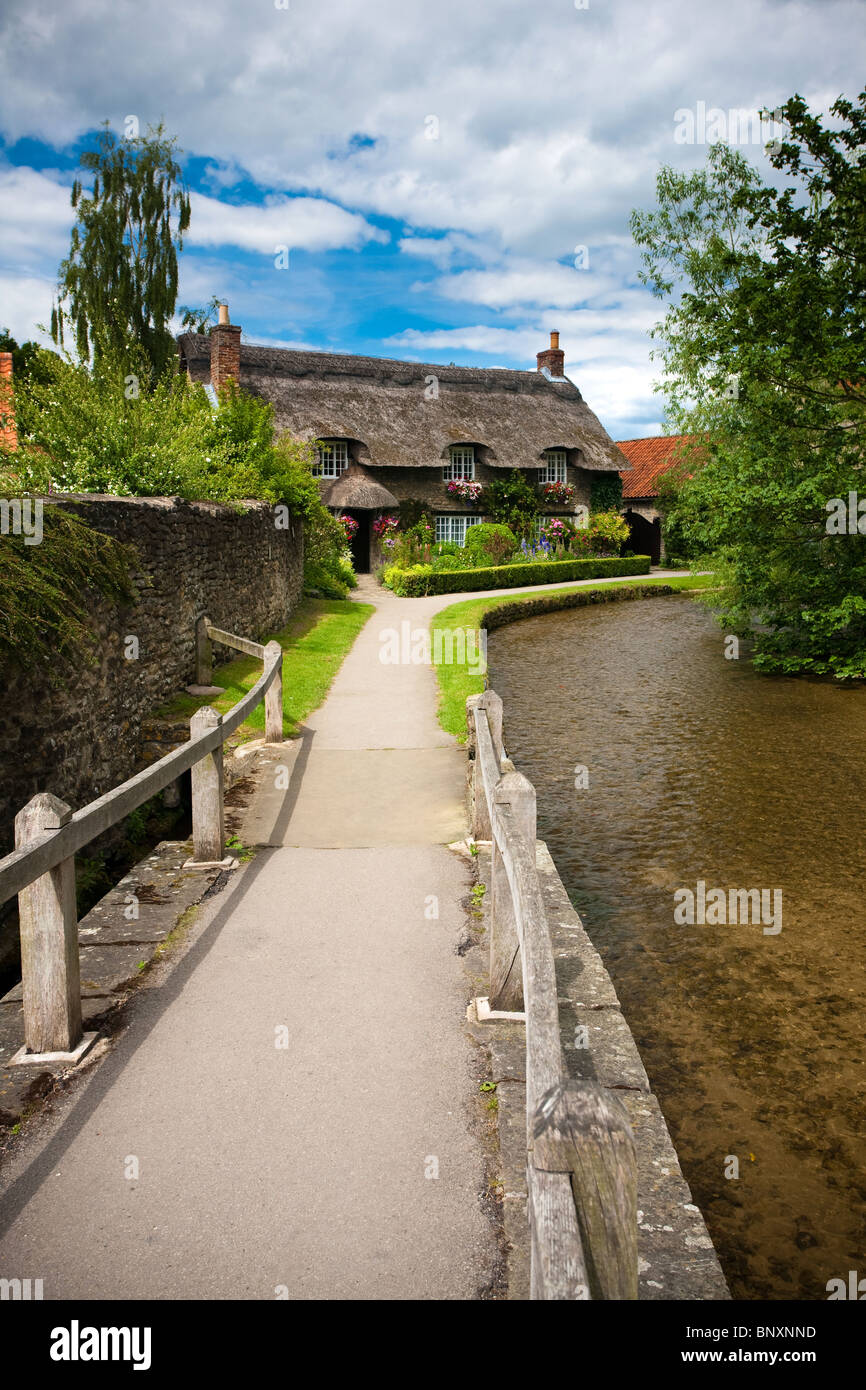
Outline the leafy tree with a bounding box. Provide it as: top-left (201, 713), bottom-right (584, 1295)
top-left (52, 121), bottom-right (191, 380)
top-left (631, 91), bottom-right (866, 678)
top-left (178, 297), bottom-right (225, 334)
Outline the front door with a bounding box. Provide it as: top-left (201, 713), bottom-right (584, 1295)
top-left (346, 511), bottom-right (371, 572)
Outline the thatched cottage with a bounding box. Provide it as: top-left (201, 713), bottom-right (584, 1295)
top-left (177, 308), bottom-right (629, 571)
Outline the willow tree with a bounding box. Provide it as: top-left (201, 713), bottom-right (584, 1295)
top-left (51, 121), bottom-right (191, 380)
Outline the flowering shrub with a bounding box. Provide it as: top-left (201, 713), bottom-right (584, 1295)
top-left (542, 481), bottom-right (575, 504)
top-left (446, 479), bottom-right (482, 503)
top-left (569, 509), bottom-right (630, 557)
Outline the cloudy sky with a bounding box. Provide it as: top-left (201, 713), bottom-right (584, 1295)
top-left (0, 0), bottom-right (863, 438)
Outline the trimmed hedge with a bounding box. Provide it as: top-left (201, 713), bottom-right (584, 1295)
top-left (385, 553), bottom-right (652, 597)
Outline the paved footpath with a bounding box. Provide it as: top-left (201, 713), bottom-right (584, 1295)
top-left (0, 571), bottom-right (681, 1299)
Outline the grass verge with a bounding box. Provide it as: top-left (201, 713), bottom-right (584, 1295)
top-left (157, 596), bottom-right (374, 739)
top-left (431, 574), bottom-right (714, 740)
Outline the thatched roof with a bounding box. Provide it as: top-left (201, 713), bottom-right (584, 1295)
top-left (324, 467), bottom-right (399, 510)
top-left (178, 333), bottom-right (628, 472)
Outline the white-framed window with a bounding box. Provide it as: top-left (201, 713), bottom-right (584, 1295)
top-left (540, 449), bottom-right (567, 483)
top-left (443, 446), bottom-right (475, 481)
top-left (435, 514), bottom-right (483, 545)
top-left (312, 439), bottom-right (349, 477)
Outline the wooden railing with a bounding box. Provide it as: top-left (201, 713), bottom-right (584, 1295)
top-left (467, 690), bottom-right (639, 1301)
top-left (0, 618), bottom-right (283, 1061)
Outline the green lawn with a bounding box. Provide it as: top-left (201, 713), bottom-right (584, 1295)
top-left (431, 574), bottom-right (715, 740)
top-left (157, 597), bottom-right (374, 740)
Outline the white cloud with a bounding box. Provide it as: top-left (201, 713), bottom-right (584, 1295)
top-left (0, 165), bottom-right (73, 268)
top-left (0, 271), bottom-right (57, 343)
top-left (187, 191), bottom-right (387, 255)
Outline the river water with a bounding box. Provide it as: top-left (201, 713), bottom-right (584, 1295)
top-left (488, 593), bottom-right (866, 1300)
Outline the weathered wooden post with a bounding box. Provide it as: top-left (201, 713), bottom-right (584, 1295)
top-left (488, 770), bottom-right (534, 1012)
top-left (189, 706), bottom-right (225, 864)
top-left (531, 1081), bottom-right (639, 1300)
top-left (195, 614), bottom-right (213, 687)
top-left (479, 688), bottom-right (504, 762)
top-left (14, 793), bottom-right (83, 1056)
top-left (264, 640), bottom-right (283, 744)
top-left (466, 690), bottom-right (504, 839)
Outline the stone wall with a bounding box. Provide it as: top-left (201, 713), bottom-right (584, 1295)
top-left (0, 494), bottom-right (303, 861)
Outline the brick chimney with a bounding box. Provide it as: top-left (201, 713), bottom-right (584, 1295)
top-left (0, 352), bottom-right (17, 451)
top-left (536, 330), bottom-right (565, 378)
top-left (209, 303), bottom-right (241, 394)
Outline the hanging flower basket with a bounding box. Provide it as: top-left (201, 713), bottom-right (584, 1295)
top-left (340, 514), bottom-right (359, 538)
top-left (373, 513), bottom-right (399, 540)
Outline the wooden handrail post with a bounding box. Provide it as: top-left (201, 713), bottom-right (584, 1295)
top-left (15, 793), bottom-right (83, 1055)
top-left (264, 641), bottom-right (283, 744)
top-left (489, 770), bottom-right (534, 1012)
top-left (531, 1081), bottom-right (639, 1300)
top-left (465, 694), bottom-right (486, 838)
top-left (195, 614), bottom-right (213, 687)
top-left (479, 689), bottom-right (504, 761)
top-left (190, 706), bottom-right (225, 863)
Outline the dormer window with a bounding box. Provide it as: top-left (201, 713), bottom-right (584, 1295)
top-left (312, 440), bottom-right (349, 478)
top-left (443, 446), bottom-right (475, 482)
top-left (540, 449), bottom-right (567, 484)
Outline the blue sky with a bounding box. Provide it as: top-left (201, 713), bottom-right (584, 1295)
top-left (0, 0), bottom-right (863, 439)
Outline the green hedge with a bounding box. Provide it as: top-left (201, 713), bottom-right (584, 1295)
top-left (386, 553), bottom-right (652, 596)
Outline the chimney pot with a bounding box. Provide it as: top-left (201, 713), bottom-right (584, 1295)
top-left (218, 302), bottom-right (230, 326)
top-left (536, 332), bottom-right (565, 379)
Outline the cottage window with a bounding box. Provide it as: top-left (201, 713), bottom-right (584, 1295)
top-left (312, 440), bottom-right (349, 477)
top-left (443, 446), bottom-right (475, 482)
top-left (435, 514), bottom-right (482, 545)
top-left (540, 450), bottom-right (567, 484)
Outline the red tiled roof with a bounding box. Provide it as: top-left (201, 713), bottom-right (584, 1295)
top-left (616, 434), bottom-right (698, 499)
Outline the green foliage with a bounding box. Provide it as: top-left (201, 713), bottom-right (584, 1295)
top-left (177, 297), bottom-right (224, 334)
top-left (12, 354), bottom-right (217, 496)
top-left (52, 121), bottom-right (191, 380)
top-left (383, 553), bottom-right (651, 596)
top-left (631, 91), bottom-right (866, 677)
top-left (0, 504), bottom-right (137, 671)
top-left (0, 329), bottom-right (57, 390)
top-left (590, 473), bottom-right (624, 513)
top-left (389, 515), bottom-right (435, 567)
top-left (463, 522), bottom-right (518, 566)
top-left (570, 509), bottom-right (630, 557)
top-left (482, 471), bottom-right (539, 536)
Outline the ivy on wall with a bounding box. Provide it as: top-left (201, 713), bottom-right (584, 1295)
top-left (0, 505), bottom-right (137, 674)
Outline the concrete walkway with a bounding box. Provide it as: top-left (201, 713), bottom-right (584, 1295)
top-left (0, 568), bottom-right (681, 1300)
